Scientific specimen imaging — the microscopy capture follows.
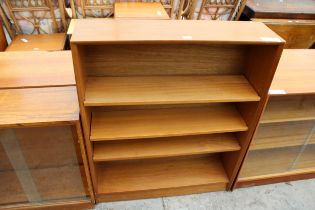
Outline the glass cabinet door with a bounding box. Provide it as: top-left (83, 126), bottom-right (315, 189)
top-left (292, 130), bottom-right (315, 170)
top-left (0, 125), bottom-right (89, 208)
top-left (239, 120), bottom-right (315, 179)
top-left (240, 95), bottom-right (315, 179)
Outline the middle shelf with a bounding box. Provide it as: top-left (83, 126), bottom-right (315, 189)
top-left (90, 104), bottom-right (248, 141)
top-left (93, 133), bottom-right (241, 162)
top-left (84, 75), bottom-right (260, 106)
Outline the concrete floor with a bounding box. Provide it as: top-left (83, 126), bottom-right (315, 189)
top-left (94, 178), bottom-right (315, 210)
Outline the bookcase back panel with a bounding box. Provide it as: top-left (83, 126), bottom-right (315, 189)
top-left (82, 44), bottom-right (248, 76)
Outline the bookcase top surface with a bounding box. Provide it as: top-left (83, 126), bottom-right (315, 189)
top-left (0, 86), bottom-right (79, 128)
top-left (0, 51), bottom-right (75, 89)
top-left (270, 49), bottom-right (315, 96)
top-left (70, 19), bottom-right (284, 44)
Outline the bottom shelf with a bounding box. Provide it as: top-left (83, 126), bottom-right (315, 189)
top-left (240, 144), bottom-right (315, 178)
top-left (95, 155), bottom-right (229, 201)
top-left (239, 147), bottom-right (301, 178)
top-left (237, 167), bottom-right (315, 188)
top-left (0, 165), bottom-right (87, 206)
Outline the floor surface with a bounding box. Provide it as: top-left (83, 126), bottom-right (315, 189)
top-left (94, 178), bottom-right (315, 210)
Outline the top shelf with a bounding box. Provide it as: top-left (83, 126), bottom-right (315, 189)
top-left (84, 75), bottom-right (260, 106)
top-left (70, 19), bottom-right (284, 44)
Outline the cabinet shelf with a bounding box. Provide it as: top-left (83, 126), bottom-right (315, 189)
top-left (237, 167), bottom-right (315, 188)
top-left (93, 133), bottom-right (241, 162)
top-left (84, 75), bottom-right (260, 106)
top-left (96, 155), bottom-right (228, 201)
top-left (261, 96), bottom-right (315, 124)
top-left (90, 104), bottom-right (248, 141)
top-left (240, 145), bottom-right (315, 179)
top-left (0, 165), bottom-right (86, 205)
top-left (250, 121), bottom-right (315, 151)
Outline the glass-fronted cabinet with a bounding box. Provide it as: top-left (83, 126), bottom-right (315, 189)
top-left (238, 94), bottom-right (315, 186)
top-left (0, 87), bottom-right (93, 209)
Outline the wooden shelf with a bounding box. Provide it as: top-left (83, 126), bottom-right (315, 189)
top-left (96, 155), bottom-right (228, 201)
top-left (250, 121), bottom-right (315, 150)
top-left (93, 133), bottom-right (241, 162)
top-left (84, 75), bottom-right (260, 106)
top-left (90, 104), bottom-right (248, 141)
top-left (261, 95), bottom-right (315, 124)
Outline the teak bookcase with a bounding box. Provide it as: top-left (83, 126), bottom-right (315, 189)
top-left (0, 51), bottom-right (94, 209)
top-left (236, 49), bottom-right (315, 188)
top-left (70, 19), bottom-right (284, 202)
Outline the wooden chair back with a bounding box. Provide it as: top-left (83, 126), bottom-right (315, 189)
top-left (179, 0), bottom-right (246, 20)
top-left (0, 0), bottom-right (67, 36)
top-left (69, 0), bottom-right (174, 18)
top-left (0, 19), bottom-right (8, 50)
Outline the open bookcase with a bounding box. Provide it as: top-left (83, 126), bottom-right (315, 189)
top-left (70, 19), bottom-right (284, 201)
top-left (236, 50), bottom-right (315, 188)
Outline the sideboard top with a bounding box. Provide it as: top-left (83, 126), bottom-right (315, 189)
top-left (0, 51), bottom-right (75, 89)
top-left (270, 49), bottom-right (315, 95)
top-left (71, 19), bottom-right (285, 44)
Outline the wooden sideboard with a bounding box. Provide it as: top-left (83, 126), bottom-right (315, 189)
top-left (236, 49), bottom-right (315, 188)
top-left (244, 0), bottom-right (315, 19)
top-left (0, 51), bottom-right (94, 209)
top-left (243, 0), bottom-right (315, 49)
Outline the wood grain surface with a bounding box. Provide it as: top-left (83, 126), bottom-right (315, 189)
top-left (270, 50), bottom-right (315, 95)
top-left (90, 104), bottom-right (248, 141)
top-left (93, 134), bottom-right (240, 161)
top-left (245, 0), bottom-right (315, 19)
top-left (83, 44), bottom-right (247, 76)
top-left (6, 34), bottom-right (66, 51)
top-left (96, 155), bottom-right (228, 201)
top-left (0, 51), bottom-right (75, 89)
top-left (114, 2), bottom-right (169, 19)
top-left (85, 75), bottom-right (260, 106)
top-left (0, 86), bottom-right (79, 127)
top-left (71, 19), bottom-right (284, 44)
